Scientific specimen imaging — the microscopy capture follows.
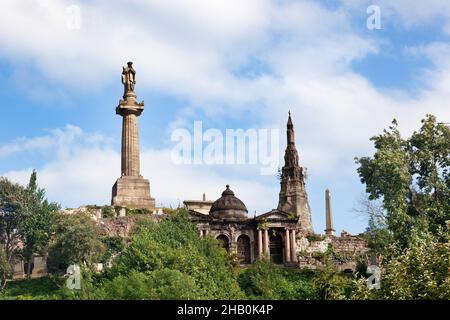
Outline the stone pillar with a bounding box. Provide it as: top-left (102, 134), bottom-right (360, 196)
top-left (258, 229), bottom-right (263, 259)
top-left (285, 229), bottom-right (291, 263)
top-left (121, 112), bottom-right (140, 177)
top-left (264, 229), bottom-right (270, 259)
top-left (111, 62), bottom-right (155, 210)
top-left (325, 189), bottom-right (335, 236)
top-left (290, 229), bottom-right (297, 262)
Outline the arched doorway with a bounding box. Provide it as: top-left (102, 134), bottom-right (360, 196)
top-left (269, 233), bottom-right (283, 264)
top-left (237, 235), bottom-right (251, 264)
top-left (216, 235), bottom-right (229, 252)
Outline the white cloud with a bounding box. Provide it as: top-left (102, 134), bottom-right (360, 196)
top-left (1, 0), bottom-right (450, 233)
top-left (0, 124), bottom-right (103, 158)
top-left (1, 126), bottom-right (277, 214)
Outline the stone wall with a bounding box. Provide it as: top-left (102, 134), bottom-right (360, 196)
top-left (98, 214), bottom-right (163, 238)
top-left (296, 233), bottom-right (368, 271)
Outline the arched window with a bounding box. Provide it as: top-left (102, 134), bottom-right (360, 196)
top-left (216, 235), bottom-right (229, 252)
top-left (237, 234), bottom-right (251, 264)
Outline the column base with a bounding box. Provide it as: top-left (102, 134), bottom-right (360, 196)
top-left (111, 176), bottom-right (155, 210)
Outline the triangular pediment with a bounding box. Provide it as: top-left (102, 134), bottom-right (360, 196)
top-left (255, 209), bottom-right (295, 221)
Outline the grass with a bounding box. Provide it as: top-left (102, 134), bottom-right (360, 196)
top-left (0, 277), bottom-right (65, 300)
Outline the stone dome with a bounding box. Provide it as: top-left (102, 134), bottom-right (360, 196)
top-left (209, 185), bottom-right (248, 220)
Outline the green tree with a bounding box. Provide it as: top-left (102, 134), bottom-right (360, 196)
top-left (47, 213), bottom-right (106, 274)
top-left (0, 246), bottom-right (12, 291)
top-left (0, 177), bottom-right (27, 267)
top-left (354, 115), bottom-right (450, 299)
top-left (21, 171), bottom-right (59, 278)
top-left (355, 115), bottom-right (450, 245)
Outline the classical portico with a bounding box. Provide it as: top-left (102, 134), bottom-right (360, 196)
top-left (255, 210), bottom-right (299, 264)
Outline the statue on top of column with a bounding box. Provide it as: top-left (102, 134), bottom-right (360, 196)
top-left (121, 61), bottom-right (136, 96)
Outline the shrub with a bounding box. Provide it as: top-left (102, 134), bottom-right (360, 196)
top-left (101, 206), bottom-right (116, 219)
top-left (238, 260), bottom-right (317, 299)
top-left (47, 213), bottom-right (106, 274)
top-left (98, 209), bottom-right (244, 299)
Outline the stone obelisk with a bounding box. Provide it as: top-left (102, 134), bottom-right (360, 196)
top-left (111, 62), bottom-right (155, 210)
top-left (324, 189), bottom-right (335, 236)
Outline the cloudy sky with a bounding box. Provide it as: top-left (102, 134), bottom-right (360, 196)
top-left (1, 0), bottom-right (449, 234)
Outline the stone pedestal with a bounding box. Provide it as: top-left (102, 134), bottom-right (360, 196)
top-left (112, 176), bottom-right (155, 210)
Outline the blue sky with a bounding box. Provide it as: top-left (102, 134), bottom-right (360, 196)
top-left (1, 0), bottom-right (449, 235)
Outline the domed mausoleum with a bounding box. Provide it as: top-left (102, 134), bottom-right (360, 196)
top-left (210, 185), bottom-right (248, 220)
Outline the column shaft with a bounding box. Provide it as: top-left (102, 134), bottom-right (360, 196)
top-left (290, 229), bottom-right (297, 262)
top-left (258, 229), bottom-right (263, 259)
top-left (121, 113), bottom-right (140, 177)
top-left (264, 229), bottom-right (270, 259)
top-left (285, 229), bottom-right (291, 263)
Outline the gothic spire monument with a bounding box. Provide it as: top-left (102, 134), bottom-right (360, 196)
top-left (277, 112), bottom-right (313, 233)
top-left (111, 62), bottom-right (155, 210)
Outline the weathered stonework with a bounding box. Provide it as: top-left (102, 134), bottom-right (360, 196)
top-left (187, 112), bottom-right (368, 271)
top-left (296, 233), bottom-right (368, 271)
top-left (277, 112), bottom-right (313, 234)
top-left (98, 214), bottom-right (163, 238)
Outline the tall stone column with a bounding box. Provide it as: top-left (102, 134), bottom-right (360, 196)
top-left (285, 229), bottom-right (291, 263)
top-left (324, 189), bottom-right (335, 236)
top-left (121, 112), bottom-right (141, 177)
top-left (290, 229), bottom-right (298, 262)
top-left (264, 229), bottom-right (270, 259)
top-left (258, 229), bottom-right (263, 259)
top-left (112, 62), bottom-right (155, 210)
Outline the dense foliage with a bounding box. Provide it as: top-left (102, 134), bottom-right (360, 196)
top-left (355, 115), bottom-right (450, 299)
top-left (21, 171), bottom-right (60, 278)
top-left (46, 213), bottom-right (106, 274)
top-left (355, 115), bottom-right (450, 245)
top-left (79, 211), bottom-right (245, 299)
top-left (238, 261), bottom-right (318, 299)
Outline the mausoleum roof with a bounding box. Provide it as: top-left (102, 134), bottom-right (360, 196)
top-left (209, 185), bottom-right (248, 220)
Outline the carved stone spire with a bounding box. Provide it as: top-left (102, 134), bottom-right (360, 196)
top-left (277, 112), bottom-right (313, 233)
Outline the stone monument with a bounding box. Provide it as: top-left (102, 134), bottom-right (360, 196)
top-left (111, 62), bottom-right (155, 210)
top-left (324, 189), bottom-right (335, 236)
top-left (277, 112), bottom-right (313, 233)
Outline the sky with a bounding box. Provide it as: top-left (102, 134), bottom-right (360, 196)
top-left (0, 0), bottom-right (449, 235)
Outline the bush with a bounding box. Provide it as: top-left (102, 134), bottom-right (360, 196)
top-left (306, 234), bottom-right (326, 242)
top-left (93, 269), bottom-right (202, 300)
top-left (101, 206), bottom-right (116, 219)
top-left (97, 209), bottom-right (244, 299)
top-left (100, 236), bottom-right (126, 265)
top-left (313, 268), bottom-right (355, 300)
top-left (47, 213), bottom-right (106, 274)
top-left (353, 227), bottom-right (450, 300)
top-left (238, 260), bottom-right (317, 299)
